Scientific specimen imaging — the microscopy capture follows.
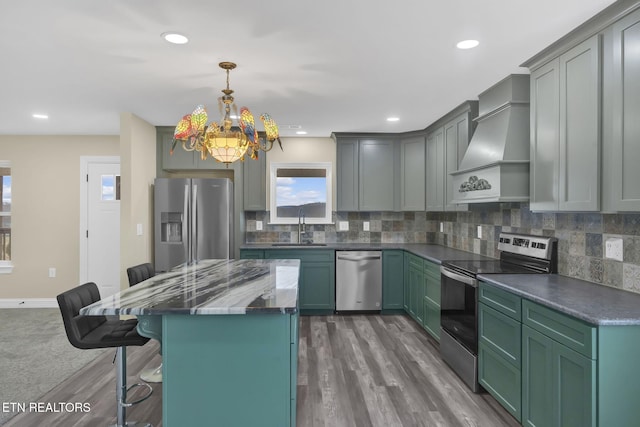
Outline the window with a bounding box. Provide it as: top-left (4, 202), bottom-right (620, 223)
top-left (0, 161), bottom-right (11, 273)
top-left (269, 162), bottom-right (332, 224)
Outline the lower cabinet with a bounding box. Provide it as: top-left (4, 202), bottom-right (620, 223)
top-left (522, 325), bottom-right (595, 427)
top-left (402, 253), bottom-right (441, 341)
top-left (382, 250), bottom-right (404, 310)
top-left (240, 248), bottom-right (335, 313)
top-left (263, 249), bottom-right (335, 313)
top-left (422, 260), bottom-right (441, 341)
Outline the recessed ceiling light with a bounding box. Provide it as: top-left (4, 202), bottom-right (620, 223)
top-left (162, 32), bottom-right (189, 45)
top-left (32, 113), bottom-right (48, 119)
top-left (296, 131), bottom-right (308, 135)
top-left (386, 117), bottom-right (400, 122)
top-left (456, 39), bottom-right (479, 49)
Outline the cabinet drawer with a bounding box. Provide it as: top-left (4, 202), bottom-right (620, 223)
top-left (479, 303), bottom-right (521, 367)
top-left (424, 259), bottom-right (440, 278)
top-left (523, 300), bottom-right (596, 359)
top-left (239, 249), bottom-right (265, 259)
top-left (478, 342), bottom-right (522, 422)
top-left (479, 282), bottom-right (522, 321)
top-left (265, 249), bottom-right (334, 263)
top-left (407, 253), bottom-right (423, 270)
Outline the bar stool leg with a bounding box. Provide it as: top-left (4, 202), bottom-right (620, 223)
top-left (109, 346), bottom-right (153, 427)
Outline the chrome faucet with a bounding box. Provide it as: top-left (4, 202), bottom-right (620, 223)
top-left (298, 207), bottom-right (306, 243)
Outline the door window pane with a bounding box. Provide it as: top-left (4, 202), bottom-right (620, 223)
top-left (101, 175), bottom-right (121, 201)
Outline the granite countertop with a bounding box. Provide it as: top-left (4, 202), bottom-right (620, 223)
top-left (241, 243), bottom-right (494, 265)
top-left (479, 274), bottom-right (640, 326)
top-left (80, 259), bottom-right (300, 316)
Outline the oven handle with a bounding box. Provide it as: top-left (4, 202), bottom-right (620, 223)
top-left (440, 266), bottom-right (478, 288)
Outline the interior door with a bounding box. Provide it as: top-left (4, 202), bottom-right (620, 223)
top-left (87, 161), bottom-right (120, 297)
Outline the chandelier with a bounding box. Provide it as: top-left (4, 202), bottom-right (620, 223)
top-left (170, 61), bottom-right (283, 165)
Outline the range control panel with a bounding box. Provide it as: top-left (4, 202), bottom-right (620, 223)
top-left (497, 233), bottom-right (557, 260)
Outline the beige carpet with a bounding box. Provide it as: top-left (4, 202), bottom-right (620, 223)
top-left (0, 308), bottom-right (108, 425)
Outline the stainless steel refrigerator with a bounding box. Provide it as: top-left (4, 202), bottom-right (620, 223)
top-left (154, 178), bottom-right (233, 272)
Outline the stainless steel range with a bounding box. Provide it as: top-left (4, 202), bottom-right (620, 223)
top-left (439, 232), bottom-right (558, 392)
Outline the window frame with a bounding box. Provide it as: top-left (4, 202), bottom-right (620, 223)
top-left (269, 162), bottom-right (333, 225)
top-left (0, 160), bottom-right (12, 274)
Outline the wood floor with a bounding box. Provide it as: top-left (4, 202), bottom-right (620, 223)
top-left (5, 314), bottom-right (519, 427)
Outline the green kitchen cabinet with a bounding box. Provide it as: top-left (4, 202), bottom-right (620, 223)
top-left (522, 325), bottom-right (595, 427)
top-left (243, 150), bottom-right (266, 211)
top-left (608, 8), bottom-right (640, 211)
top-left (403, 253), bottom-right (410, 312)
top-left (529, 35), bottom-right (601, 211)
top-left (399, 134), bottom-right (426, 211)
top-left (239, 249), bottom-right (265, 259)
top-left (335, 137), bottom-right (359, 211)
top-left (425, 101), bottom-right (478, 212)
top-left (422, 259), bottom-right (441, 341)
top-left (264, 249), bottom-right (335, 313)
top-left (478, 301), bottom-right (522, 421)
top-left (522, 300), bottom-right (596, 427)
top-left (406, 253), bottom-right (424, 323)
top-left (425, 126), bottom-right (445, 211)
top-left (382, 250), bottom-right (405, 311)
top-left (333, 134), bottom-right (400, 212)
top-left (359, 139), bottom-right (398, 211)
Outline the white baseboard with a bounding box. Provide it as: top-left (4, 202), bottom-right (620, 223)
top-left (0, 298), bottom-right (58, 308)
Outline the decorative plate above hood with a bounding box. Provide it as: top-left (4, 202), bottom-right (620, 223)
top-left (451, 74), bottom-right (530, 204)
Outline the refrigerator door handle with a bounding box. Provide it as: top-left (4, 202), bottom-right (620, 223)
top-left (183, 184), bottom-right (190, 265)
top-left (192, 184), bottom-right (198, 263)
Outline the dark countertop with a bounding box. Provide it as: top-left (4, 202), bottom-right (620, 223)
top-left (479, 274), bottom-right (640, 326)
top-left (241, 243), bottom-right (494, 264)
top-left (80, 259), bottom-right (300, 315)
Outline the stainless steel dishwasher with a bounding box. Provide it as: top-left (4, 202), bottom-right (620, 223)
top-left (335, 251), bottom-right (382, 311)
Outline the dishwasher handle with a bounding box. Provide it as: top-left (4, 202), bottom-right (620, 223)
top-left (337, 254), bottom-right (382, 262)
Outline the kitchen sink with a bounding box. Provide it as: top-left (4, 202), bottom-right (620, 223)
top-left (271, 242), bottom-right (328, 247)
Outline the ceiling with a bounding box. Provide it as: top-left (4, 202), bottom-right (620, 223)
top-left (0, 0), bottom-right (617, 138)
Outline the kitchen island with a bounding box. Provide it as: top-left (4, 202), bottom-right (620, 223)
top-left (81, 258), bottom-right (301, 427)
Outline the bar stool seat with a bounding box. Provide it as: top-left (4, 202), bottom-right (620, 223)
top-left (57, 282), bottom-right (153, 427)
top-left (126, 263), bottom-right (162, 384)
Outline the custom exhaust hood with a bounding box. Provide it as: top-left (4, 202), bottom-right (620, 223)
top-left (451, 74), bottom-right (530, 204)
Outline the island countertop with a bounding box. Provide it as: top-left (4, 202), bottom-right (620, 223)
top-left (80, 258), bottom-right (300, 316)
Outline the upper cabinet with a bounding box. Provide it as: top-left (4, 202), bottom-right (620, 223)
top-left (529, 36), bottom-right (602, 211)
top-left (334, 135), bottom-right (400, 212)
top-left (525, 1), bottom-right (640, 212)
top-left (243, 151), bottom-right (266, 211)
top-left (426, 101), bottom-right (478, 212)
top-left (400, 135), bottom-right (426, 211)
top-left (609, 8), bottom-right (640, 211)
top-left (359, 139), bottom-right (397, 211)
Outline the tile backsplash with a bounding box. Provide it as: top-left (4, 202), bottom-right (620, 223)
top-left (244, 204), bottom-right (640, 293)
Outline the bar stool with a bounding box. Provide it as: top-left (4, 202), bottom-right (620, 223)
top-left (57, 282), bottom-right (153, 427)
top-left (126, 263), bottom-right (162, 383)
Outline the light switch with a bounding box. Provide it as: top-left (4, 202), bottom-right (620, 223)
top-left (605, 237), bottom-right (623, 261)
top-left (477, 225), bottom-right (482, 239)
top-left (363, 221), bottom-right (370, 231)
top-left (440, 222), bottom-right (444, 233)
top-left (339, 221), bottom-right (349, 231)
top-left (136, 224), bottom-right (143, 236)
top-left (256, 221), bottom-right (263, 231)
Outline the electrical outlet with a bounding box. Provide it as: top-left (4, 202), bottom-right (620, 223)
top-left (440, 222), bottom-right (444, 233)
top-left (339, 221), bottom-right (349, 231)
top-left (48, 268), bottom-right (56, 278)
top-left (477, 225), bottom-right (482, 239)
top-left (256, 221), bottom-right (263, 231)
top-left (363, 221), bottom-right (370, 231)
top-left (605, 237), bottom-right (624, 261)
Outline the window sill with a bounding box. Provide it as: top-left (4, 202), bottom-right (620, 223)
top-left (0, 263), bottom-right (14, 274)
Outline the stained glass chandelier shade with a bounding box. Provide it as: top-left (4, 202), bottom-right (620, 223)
top-left (171, 62), bottom-right (283, 165)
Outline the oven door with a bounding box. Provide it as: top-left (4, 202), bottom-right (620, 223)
top-left (440, 266), bottom-right (478, 355)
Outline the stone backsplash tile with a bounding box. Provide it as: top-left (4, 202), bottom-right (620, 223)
top-left (245, 203), bottom-right (640, 293)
